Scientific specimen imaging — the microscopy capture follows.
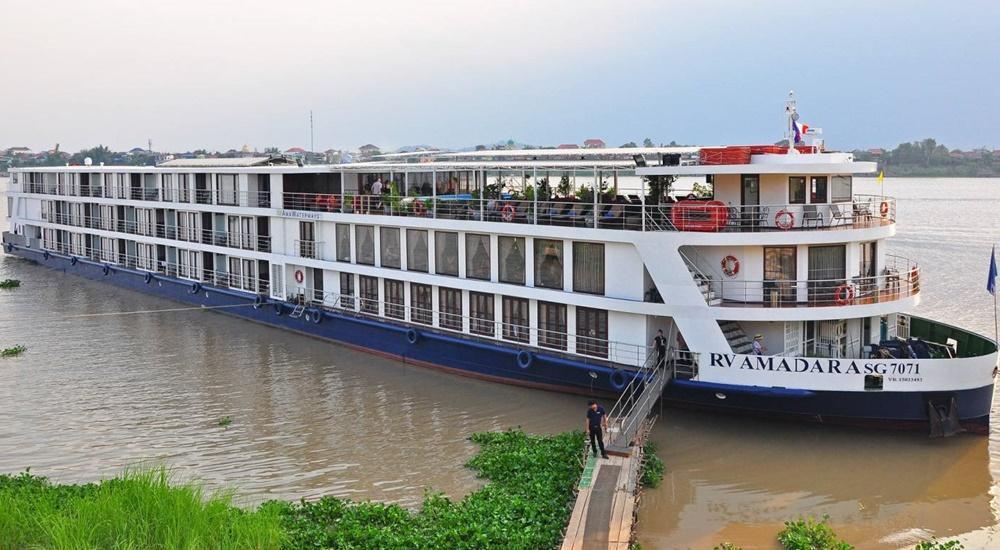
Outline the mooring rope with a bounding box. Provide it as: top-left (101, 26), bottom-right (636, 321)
top-left (62, 303), bottom-right (257, 319)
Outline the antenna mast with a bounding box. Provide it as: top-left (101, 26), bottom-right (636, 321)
top-left (310, 111), bottom-right (315, 158)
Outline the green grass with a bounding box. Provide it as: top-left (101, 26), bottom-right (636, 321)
top-left (0, 429), bottom-right (584, 549)
top-left (0, 467), bottom-right (285, 550)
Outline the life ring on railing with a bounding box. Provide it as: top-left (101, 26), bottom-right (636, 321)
top-left (774, 209), bottom-right (795, 230)
top-left (721, 255), bottom-right (740, 278)
top-left (834, 283), bottom-right (855, 305)
top-left (610, 368), bottom-right (628, 390)
top-left (294, 269), bottom-right (304, 284)
top-left (352, 195), bottom-right (362, 212)
top-left (70, 256), bottom-right (78, 266)
top-left (412, 199), bottom-right (425, 217)
top-left (908, 266), bottom-right (919, 290)
top-left (501, 204), bottom-right (516, 222)
top-left (144, 271), bottom-right (153, 284)
top-left (880, 201), bottom-right (890, 217)
top-left (102, 264), bottom-right (111, 276)
top-left (406, 328), bottom-right (420, 344)
top-left (516, 349), bottom-right (533, 369)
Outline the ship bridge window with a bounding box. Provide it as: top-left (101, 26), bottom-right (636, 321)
top-left (356, 225), bottom-right (375, 265)
top-left (789, 177), bottom-right (806, 204)
top-left (411, 283), bottom-right (432, 324)
top-left (573, 242), bottom-right (604, 295)
top-left (502, 296), bottom-right (530, 343)
top-left (535, 239), bottom-right (564, 290)
top-left (499, 236), bottom-right (525, 285)
top-left (435, 231), bottom-right (459, 276)
top-left (380, 227), bottom-right (401, 269)
top-left (407, 229), bottom-right (429, 272)
top-left (810, 176), bottom-right (828, 204)
top-left (336, 223), bottom-right (351, 262)
top-left (832, 176), bottom-right (852, 203)
top-left (466, 233), bottom-right (491, 280)
top-left (538, 301), bottom-right (567, 350)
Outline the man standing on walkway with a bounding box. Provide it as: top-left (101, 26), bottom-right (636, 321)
top-left (653, 329), bottom-right (667, 367)
top-left (586, 401), bottom-right (610, 459)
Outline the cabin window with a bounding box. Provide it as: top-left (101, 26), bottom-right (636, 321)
top-left (538, 301), bottom-right (567, 350)
top-left (339, 272), bottom-right (355, 309)
top-left (217, 174), bottom-right (238, 206)
top-left (810, 176), bottom-right (828, 204)
top-left (336, 223), bottom-right (351, 262)
top-left (832, 175), bottom-right (852, 203)
top-left (407, 229), bottom-right (429, 272)
top-left (534, 239), bottom-right (564, 290)
top-left (359, 275), bottom-right (379, 314)
top-left (764, 247), bottom-right (797, 303)
top-left (466, 233), bottom-right (491, 280)
top-left (788, 177), bottom-right (806, 204)
top-left (410, 283), bottom-right (432, 325)
top-left (499, 236), bottom-right (526, 285)
top-left (177, 174), bottom-right (190, 202)
top-left (439, 287), bottom-right (463, 330)
top-left (356, 225), bottom-right (375, 265)
top-left (384, 279), bottom-right (404, 319)
top-left (502, 296), bottom-right (530, 343)
top-left (573, 242), bottom-right (604, 294)
top-left (435, 231), bottom-right (459, 276)
top-left (380, 227), bottom-right (401, 269)
top-left (470, 292), bottom-right (495, 336)
top-left (576, 307), bottom-right (608, 358)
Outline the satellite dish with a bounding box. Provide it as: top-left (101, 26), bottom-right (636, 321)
top-left (84, 157), bottom-right (93, 166)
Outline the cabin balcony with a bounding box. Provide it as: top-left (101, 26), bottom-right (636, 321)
top-left (279, 191), bottom-right (894, 233)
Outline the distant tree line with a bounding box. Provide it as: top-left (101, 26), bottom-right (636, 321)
top-left (853, 139), bottom-right (1000, 177)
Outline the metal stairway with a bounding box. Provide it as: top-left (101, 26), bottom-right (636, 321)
top-left (720, 320), bottom-right (754, 354)
top-left (679, 250), bottom-right (722, 306)
top-left (605, 349), bottom-right (674, 456)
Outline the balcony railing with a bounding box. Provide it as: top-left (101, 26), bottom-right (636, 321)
top-left (19, 183), bottom-right (272, 208)
top-left (707, 255), bottom-right (920, 307)
top-left (294, 239), bottom-right (323, 260)
top-left (37, 212), bottom-right (271, 253)
top-left (281, 192), bottom-right (896, 233)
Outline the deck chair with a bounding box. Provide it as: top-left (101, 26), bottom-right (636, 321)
top-left (829, 203), bottom-right (854, 226)
top-left (803, 204), bottom-right (824, 227)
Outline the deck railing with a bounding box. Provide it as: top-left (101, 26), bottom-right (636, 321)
top-left (281, 192), bottom-right (896, 233)
top-left (707, 255), bottom-right (920, 307)
top-left (36, 212), bottom-right (271, 252)
top-left (19, 183), bottom-right (272, 209)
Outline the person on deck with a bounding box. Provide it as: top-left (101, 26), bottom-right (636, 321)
top-left (586, 401), bottom-right (610, 459)
top-left (370, 178), bottom-right (384, 213)
top-left (752, 334), bottom-right (765, 355)
top-left (653, 329), bottom-right (667, 367)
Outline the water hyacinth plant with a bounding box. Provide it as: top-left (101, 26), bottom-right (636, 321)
top-left (1, 345), bottom-right (26, 358)
top-left (0, 279), bottom-right (20, 289)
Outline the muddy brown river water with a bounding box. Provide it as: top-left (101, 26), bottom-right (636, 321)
top-left (1, 177), bottom-right (998, 548)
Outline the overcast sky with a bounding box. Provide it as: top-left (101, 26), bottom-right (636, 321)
top-left (3, 0), bottom-right (998, 153)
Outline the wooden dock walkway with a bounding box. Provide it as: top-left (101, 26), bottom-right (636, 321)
top-left (560, 424), bottom-right (649, 550)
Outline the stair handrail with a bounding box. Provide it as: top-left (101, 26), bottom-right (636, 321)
top-left (611, 348), bottom-right (675, 449)
top-left (606, 347), bottom-right (660, 428)
top-left (679, 248), bottom-right (720, 303)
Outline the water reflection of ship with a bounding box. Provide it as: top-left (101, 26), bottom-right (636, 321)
top-left (638, 409), bottom-right (994, 548)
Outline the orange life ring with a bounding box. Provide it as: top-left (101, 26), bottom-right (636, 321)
top-left (501, 204), bottom-right (516, 222)
top-left (774, 209), bottom-right (795, 230)
top-left (412, 199), bottom-right (426, 216)
top-left (880, 201), bottom-right (890, 217)
top-left (834, 283), bottom-right (855, 305)
top-left (721, 255), bottom-right (740, 278)
top-left (294, 269), bottom-right (304, 284)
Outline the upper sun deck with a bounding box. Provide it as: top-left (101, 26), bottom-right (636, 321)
top-left (8, 146), bottom-right (889, 235)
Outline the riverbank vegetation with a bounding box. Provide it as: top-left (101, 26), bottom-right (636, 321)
top-left (853, 139), bottom-right (1000, 177)
top-left (640, 441), bottom-right (665, 488)
top-left (713, 515), bottom-right (963, 550)
top-left (0, 429), bottom-right (583, 549)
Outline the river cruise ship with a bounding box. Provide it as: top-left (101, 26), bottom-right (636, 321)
top-left (3, 133), bottom-right (997, 434)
